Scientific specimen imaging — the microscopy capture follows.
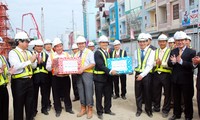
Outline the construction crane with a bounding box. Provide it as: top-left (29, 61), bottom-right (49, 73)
top-left (0, 1), bottom-right (14, 57)
top-left (21, 13), bottom-right (43, 41)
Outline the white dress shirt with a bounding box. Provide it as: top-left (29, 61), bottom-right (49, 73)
top-left (8, 47), bottom-right (37, 75)
top-left (133, 46), bottom-right (155, 77)
top-left (46, 51), bottom-right (71, 71)
top-left (78, 48), bottom-right (95, 67)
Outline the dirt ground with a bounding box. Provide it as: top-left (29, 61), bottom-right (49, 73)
top-left (7, 75), bottom-right (199, 120)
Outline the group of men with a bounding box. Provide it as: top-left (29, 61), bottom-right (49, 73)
top-left (134, 31), bottom-right (200, 120)
top-left (0, 31), bottom-right (128, 120)
top-left (0, 30), bottom-right (200, 120)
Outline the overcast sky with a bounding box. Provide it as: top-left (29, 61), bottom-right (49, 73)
top-left (6, 0), bottom-right (83, 40)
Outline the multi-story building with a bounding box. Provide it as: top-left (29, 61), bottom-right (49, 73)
top-left (142, 0), bottom-right (185, 40)
top-left (95, 0), bottom-right (115, 38)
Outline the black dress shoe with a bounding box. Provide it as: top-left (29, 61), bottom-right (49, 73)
top-left (152, 108), bottom-right (160, 112)
top-left (42, 110), bottom-right (49, 115)
top-left (72, 97), bottom-right (79, 102)
top-left (162, 112), bottom-right (168, 118)
top-left (113, 95), bottom-right (120, 99)
top-left (98, 114), bottom-right (103, 119)
top-left (168, 115), bottom-right (181, 120)
top-left (66, 109), bottom-right (75, 114)
top-left (121, 96), bottom-right (127, 100)
top-left (146, 111), bottom-right (153, 118)
top-left (104, 111), bottom-right (116, 115)
top-left (136, 111), bottom-right (142, 117)
top-left (55, 111), bottom-right (61, 117)
top-left (185, 118), bottom-right (192, 120)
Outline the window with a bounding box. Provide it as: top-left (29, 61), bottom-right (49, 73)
top-left (145, 16), bottom-right (147, 20)
top-left (173, 4), bottom-right (179, 20)
top-left (189, 0), bottom-right (194, 6)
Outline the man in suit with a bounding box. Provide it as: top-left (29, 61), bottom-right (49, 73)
top-left (146, 33), bottom-right (157, 50)
top-left (93, 35), bottom-right (117, 119)
top-left (168, 31), bottom-right (196, 120)
top-left (192, 52), bottom-right (200, 118)
top-left (111, 40), bottom-right (127, 100)
top-left (32, 39), bottom-right (49, 117)
top-left (134, 33), bottom-right (155, 118)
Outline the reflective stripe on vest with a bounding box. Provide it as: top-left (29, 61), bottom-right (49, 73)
top-left (135, 48), bottom-right (152, 73)
top-left (50, 52), bottom-right (69, 75)
top-left (12, 49), bottom-right (33, 79)
top-left (81, 49), bottom-right (93, 73)
top-left (93, 49), bottom-right (110, 74)
top-left (0, 55), bottom-right (9, 86)
top-left (154, 48), bottom-right (171, 73)
top-left (33, 52), bottom-right (48, 74)
top-left (112, 50), bottom-right (124, 58)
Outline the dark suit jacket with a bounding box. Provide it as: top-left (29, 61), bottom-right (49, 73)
top-left (149, 45), bottom-right (157, 51)
top-left (94, 48), bottom-right (111, 83)
top-left (111, 49), bottom-right (127, 58)
top-left (196, 52), bottom-right (200, 90)
top-left (168, 47), bottom-right (196, 84)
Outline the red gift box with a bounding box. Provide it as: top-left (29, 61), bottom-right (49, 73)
top-left (52, 57), bottom-right (81, 75)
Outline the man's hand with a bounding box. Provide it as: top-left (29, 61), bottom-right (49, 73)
top-left (8, 65), bottom-right (15, 75)
top-left (111, 70), bottom-right (117, 75)
top-left (136, 75), bottom-right (143, 81)
top-left (176, 55), bottom-right (182, 63)
top-left (30, 54), bottom-right (37, 63)
top-left (156, 58), bottom-right (161, 65)
top-left (77, 68), bottom-right (84, 74)
top-left (170, 54), bottom-right (177, 63)
top-left (192, 56), bottom-right (200, 65)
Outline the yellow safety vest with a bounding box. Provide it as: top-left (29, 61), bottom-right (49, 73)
top-left (12, 49), bottom-right (33, 79)
top-left (154, 48), bottom-right (172, 73)
top-left (93, 49), bottom-right (110, 74)
top-left (33, 52), bottom-right (48, 74)
top-left (50, 52), bottom-right (70, 75)
top-left (81, 49), bottom-right (94, 73)
top-left (135, 48), bottom-right (152, 73)
top-left (112, 50), bottom-right (125, 58)
top-left (0, 55), bottom-right (9, 86)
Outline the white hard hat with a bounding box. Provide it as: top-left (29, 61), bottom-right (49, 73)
top-left (174, 31), bottom-right (187, 40)
top-left (146, 33), bottom-right (152, 40)
top-left (76, 36), bottom-right (86, 43)
top-left (15, 31), bottom-right (30, 41)
top-left (28, 40), bottom-right (36, 46)
top-left (113, 40), bottom-right (121, 45)
top-left (168, 37), bottom-right (175, 43)
top-left (44, 39), bottom-right (52, 44)
top-left (137, 33), bottom-right (148, 41)
top-left (52, 38), bottom-right (62, 48)
top-left (0, 37), bottom-right (4, 43)
top-left (88, 41), bottom-right (94, 46)
top-left (98, 35), bottom-right (109, 42)
top-left (186, 35), bottom-right (191, 41)
top-left (158, 34), bottom-right (168, 41)
top-left (72, 43), bottom-right (78, 49)
top-left (34, 39), bottom-right (44, 46)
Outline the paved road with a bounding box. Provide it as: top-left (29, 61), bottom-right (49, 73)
top-left (8, 75), bottom-right (199, 120)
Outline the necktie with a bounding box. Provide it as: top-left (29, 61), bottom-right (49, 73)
top-left (37, 53), bottom-right (41, 64)
top-left (79, 51), bottom-right (83, 58)
top-left (141, 50), bottom-right (145, 62)
top-left (22, 51), bottom-right (28, 61)
top-left (159, 49), bottom-right (164, 60)
top-left (179, 49), bottom-right (183, 57)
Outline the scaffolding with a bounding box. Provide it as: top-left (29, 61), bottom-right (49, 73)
top-left (0, 1), bottom-right (13, 57)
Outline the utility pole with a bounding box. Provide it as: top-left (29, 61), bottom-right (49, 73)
top-left (72, 10), bottom-right (75, 45)
top-left (41, 7), bottom-right (45, 40)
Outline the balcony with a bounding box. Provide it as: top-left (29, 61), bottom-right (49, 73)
top-left (144, 0), bottom-right (156, 11)
top-left (158, 23), bottom-right (168, 31)
top-left (145, 23), bottom-right (157, 32)
top-left (119, 14), bottom-right (126, 21)
top-left (102, 23), bottom-right (109, 30)
top-left (120, 33), bottom-right (127, 39)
